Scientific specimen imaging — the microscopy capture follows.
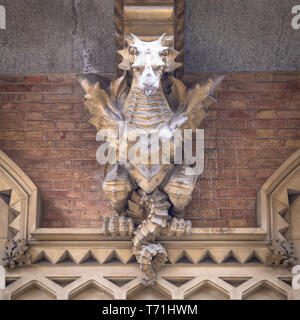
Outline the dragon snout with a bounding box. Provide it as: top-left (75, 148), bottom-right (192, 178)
top-left (143, 73), bottom-right (155, 86)
top-left (141, 66), bottom-right (159, 95)
top-left (143, 84), bottom-right (156, 96)
top-left (142, 79), bottom-right (158, 96)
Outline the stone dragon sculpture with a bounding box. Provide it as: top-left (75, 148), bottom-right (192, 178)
top-left (77, 34), bottom-right (224, 285)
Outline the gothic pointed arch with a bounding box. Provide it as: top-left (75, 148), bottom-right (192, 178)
top-left (257, 149), bottom-right (300, 263)
top-left (0, 149), bottom-right (40, 242)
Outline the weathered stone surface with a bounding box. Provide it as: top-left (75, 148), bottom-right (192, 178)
top-left (0, 0), bottom-right (116, 74)
top-left (1, 0), bottom-right (300, 74)
top-left (185, 0), bottom-right (300, 72)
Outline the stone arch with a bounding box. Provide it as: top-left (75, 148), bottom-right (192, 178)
top-left (242, 280), bottom-right (287, 300)
top-left (68, 279), bottom-right (114, 300)
top-left (0, 150), bottom-right (40, 242)
top-left (127, 283), bottom-right (172, 300)
top-left (11, 280), bottom-right (56, 300)
top-left (257, 148), bottom-right (300, 242)
top-left (184, 279), bottom-right (230, 300)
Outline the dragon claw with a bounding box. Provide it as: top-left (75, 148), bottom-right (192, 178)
top-left (103, 215), bottom-right (134, 237)
top-left (164, 217), bottom-right (192, 237)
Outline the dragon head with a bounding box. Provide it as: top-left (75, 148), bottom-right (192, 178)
top-left (118, 33), bottom-right (182, 96)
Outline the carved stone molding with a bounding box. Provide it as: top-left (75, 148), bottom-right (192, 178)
top-left (0, 150), bottom-right (40, 271)
top-left (257, 148), bottom-right (300, 265)
top-left (114, 0), bottom-right (125, 75)
top-left (1, 265), bottom-right (294, 300)
top-left (257, 149), bottom-right (300, 242)
top-left (173, 0), bottom-right (185, 78)
top-left (27, 242), bottom-right (270, 266)
top-left (0, 150), bottom-right (40, 242)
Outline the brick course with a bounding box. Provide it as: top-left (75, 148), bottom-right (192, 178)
top-left (0, 72), bottom-right (299, 228)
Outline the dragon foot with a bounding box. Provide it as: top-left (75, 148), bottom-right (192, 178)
top-left (103, 215), bottom-right (134, 237)
top-left (163, 217), bottom-right (192, 237)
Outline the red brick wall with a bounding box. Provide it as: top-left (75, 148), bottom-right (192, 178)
top-left (0, 72), bottom-right (299, 228)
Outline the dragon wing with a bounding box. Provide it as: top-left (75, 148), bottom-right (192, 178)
top-left (165, 75), bottom-right (225, 131)
top-left (77, 73), bottom-right (129, 176)
top-left (76, 73), bottom-right (128, 131)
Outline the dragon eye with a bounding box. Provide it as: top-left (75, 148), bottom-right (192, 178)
top-left (132, 66), bottom-right (142, 72)
top-left (152, 66), bottom-right (164, 72)
top-left (161, 49), bottom-right (170, 57)
top-left (129, 46), bottom-right (138, 55)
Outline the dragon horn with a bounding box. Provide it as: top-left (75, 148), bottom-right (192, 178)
top-left (154, 33), bottom-right (166, 45)
top-left (130, 33), bottom-right (143, 45)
